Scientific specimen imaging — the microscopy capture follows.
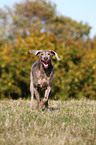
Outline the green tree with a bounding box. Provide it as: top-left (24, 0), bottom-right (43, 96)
top-left (0, 0), bottom-right (91, 42)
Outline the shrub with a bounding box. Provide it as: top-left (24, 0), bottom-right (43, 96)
top-left (0, 32), bottom-right (96, 100)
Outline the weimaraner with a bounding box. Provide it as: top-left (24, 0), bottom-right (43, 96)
top-left (29, 50), bottom-right (60, 109)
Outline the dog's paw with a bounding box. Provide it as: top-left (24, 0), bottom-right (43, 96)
top-left (30, 103), bottom-right (34, 109)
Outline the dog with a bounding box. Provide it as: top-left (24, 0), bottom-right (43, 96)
top-left (29, 50), bottom-right (60, 109)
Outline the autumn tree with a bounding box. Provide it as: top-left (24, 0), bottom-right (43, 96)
top-left (0, 0), bottom-right (96, 100)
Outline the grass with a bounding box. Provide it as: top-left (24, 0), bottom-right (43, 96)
top-left (0, 99), bottom-right (96, 145)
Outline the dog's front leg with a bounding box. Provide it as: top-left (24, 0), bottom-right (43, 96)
top-left (39, 86), bottom-right (51, 109)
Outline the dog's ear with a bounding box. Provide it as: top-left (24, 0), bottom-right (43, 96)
top-left (29, 50), bottom-right (42, 56)
top-left (50, 50), bottom-right (60, 60)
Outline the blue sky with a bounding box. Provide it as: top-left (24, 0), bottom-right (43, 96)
top-left (0, 0), bottom-right (96, 38)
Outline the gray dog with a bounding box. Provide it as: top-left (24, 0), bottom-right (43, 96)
top-left (29, 50), bottom-right (60, 109)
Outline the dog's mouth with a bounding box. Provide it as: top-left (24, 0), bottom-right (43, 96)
top-left (41, 60), bottom-right (50, 68)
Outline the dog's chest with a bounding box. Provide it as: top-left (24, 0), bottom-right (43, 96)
top-left (33, 69), bottom-right (52, 88)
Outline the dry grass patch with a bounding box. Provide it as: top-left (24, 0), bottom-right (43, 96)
top-left (0, 99), bottom-right (96, 145)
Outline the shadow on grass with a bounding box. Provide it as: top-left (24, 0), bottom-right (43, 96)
top-left (42, 107), bottom-right (60, 112)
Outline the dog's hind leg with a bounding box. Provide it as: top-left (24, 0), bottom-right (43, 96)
top-left (30, 72), bottom-right (34, 109)
top-left (45, 100), bottom-right (48, 109)
top-left (34, 88), bottom-right (40, 108)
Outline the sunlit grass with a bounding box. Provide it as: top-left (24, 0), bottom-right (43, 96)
top-left (0, 99), bottom-right (96, 145)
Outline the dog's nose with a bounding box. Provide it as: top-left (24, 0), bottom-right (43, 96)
top-left (44, 57), bottom-right (48, 60)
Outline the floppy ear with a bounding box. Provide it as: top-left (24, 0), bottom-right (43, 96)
top-left (29, 50), bottom-right (42, 55)
top-left (50, 50), bottom-right (60, 60)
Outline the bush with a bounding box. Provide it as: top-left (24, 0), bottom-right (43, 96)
top-left (0, 32), bottom-right (96, 100)
top-left (51, 41), bottom-right (96, 100)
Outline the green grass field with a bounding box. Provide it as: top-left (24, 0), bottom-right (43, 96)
top-left (0, 99), bottom-right (96, 145)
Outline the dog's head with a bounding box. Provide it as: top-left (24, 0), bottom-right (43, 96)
top-left (29, 50), bottom-right (60, 69)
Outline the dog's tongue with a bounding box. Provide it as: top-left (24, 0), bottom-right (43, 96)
top-left (43, 63), bottom-right (48, 68)
top-left (41, 60), bottom-right (49, 68)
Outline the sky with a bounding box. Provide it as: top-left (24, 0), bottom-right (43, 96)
top-left (0, 0), bottom-right (96, 38)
